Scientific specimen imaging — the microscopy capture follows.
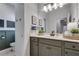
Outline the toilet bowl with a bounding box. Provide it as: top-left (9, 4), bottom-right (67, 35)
top-left (10, 42), bottom-right (15, 51)
top-left (10, 42), bottom-right (15, 47)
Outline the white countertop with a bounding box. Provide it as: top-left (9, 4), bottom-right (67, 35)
top-left (30, 33), bottom-right (79, 43)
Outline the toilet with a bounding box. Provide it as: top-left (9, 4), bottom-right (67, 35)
top-left (10, 42), bottom-right (15, 52)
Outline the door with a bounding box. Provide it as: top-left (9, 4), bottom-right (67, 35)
top-left (30, 41), bottom-right (38, 56)
top-left (39, 43), bottom-right (61, 56)
top-left (0, 31), bottom-right (9, 50)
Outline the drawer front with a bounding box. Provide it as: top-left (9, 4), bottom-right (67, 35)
top-left (30, 37), bottom-right (38, 42)
top-left (39, 38), bottom-right (61, 47)
top-left (30, 42), bottom-right (38, 56)
top-left (65, 42), bottom-right (79, 50)
top-left (39, 43), bottom-right (61, 56)
top-left (65, 49), bottom-right (79, 56)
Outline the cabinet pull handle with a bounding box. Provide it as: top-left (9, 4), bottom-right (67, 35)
top-left (46, 47), bottom-right (52, 49)
top-left (72, 45), bottom-right (75, 48)
top-left (36, 44), bottom-right (38, 46)
top-left (65, 52), bottom-right (68, 54)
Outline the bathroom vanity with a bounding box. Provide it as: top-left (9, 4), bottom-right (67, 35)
top-left (30, 34), bottom-right (79, 56)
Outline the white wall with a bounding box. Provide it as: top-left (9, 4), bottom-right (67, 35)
top-left (15, 4), bottom-right (24, 56)
top-left (15, 3), bottom-right (38, 56)
top-left (0, 3), bottom-right (15, 30)
top-left (78, 4), bottom-right (79, 20)
top-left (70, 3), bottom-right (78, 22)
top-left (38, 4), bottom-right (46, 20)
top-left (24, 3), bottom-right (38, 56)
top-left (46, 4), bottom-right (70, 33)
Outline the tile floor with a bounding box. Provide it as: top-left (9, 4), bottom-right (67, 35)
top-left (1, 51), bottom-right (15, 56)
top-left (0, 47), bottom-right (15, 56)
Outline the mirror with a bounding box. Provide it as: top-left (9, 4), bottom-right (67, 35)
top-left (37, 3), bottom-right (79, 34)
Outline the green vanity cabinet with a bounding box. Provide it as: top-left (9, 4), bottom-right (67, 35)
top-left (30, 37), bottom-right (79, 56)
top-left (0, 30), bottom-right (15, 51)
top-left (39, 38), bottom-right (62, 56)
top-left (30, 41), bottom-right (38, 56)
top-left (39, 43), bottom-right (61, 56)
top-left (30, 37), bottom-right (39, 56)
top-left (30, 37), bottom-right (62, 56)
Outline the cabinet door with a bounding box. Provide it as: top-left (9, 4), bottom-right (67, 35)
top-left (30, 41), bottom-right (38, 56)
top-left (39, 43), bottom-right (61, 56)
top-left (65, 49), bottom-right (79, 56)
top-left (0, 31), bottom-right (9, 50)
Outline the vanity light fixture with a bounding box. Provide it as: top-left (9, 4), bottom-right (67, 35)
top-left (52, 3), bottom-right (58, 9)
top-left (43, 5), bottom-right (48, 12)
top-left (42, 3), bottom-right (66, 12)
top-left (58, 3), bottom-right (65, 8)
top-left (48, 4), bottom-right (52, 11)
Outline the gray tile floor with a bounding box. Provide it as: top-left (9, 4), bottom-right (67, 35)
top-left (1, 51), bottom-right (15, 56)
top-left (0, 47), bottom-right (15, 56)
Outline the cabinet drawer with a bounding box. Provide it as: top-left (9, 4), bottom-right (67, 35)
top-left (65, 42), bottom-right (79, 50)
top-left (30, 37), bottom-right (38, 42)
top-left (39, 38), bottom-right (61, 47)
top-left (65, 49), bottom-right (79, 56)
top-left (31, 41), bottom-right (38, 46)
top-left (39, 43), bottom-right (61, 56)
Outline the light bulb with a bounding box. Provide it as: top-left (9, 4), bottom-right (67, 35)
top-left (48, 4), bottom-right (52, 11)
top-left (52, 3), bottom-right (58, 9)
top-left (59, 3), bottom-right (64, 7)
top-left (43, 6), bottom-right (48, 12)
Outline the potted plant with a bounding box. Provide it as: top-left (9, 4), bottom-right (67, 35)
top-left (70, 28), bottom-right (79, 34)
top-left (68, 28), bottom-right (79, 39)
top-left (38, 27), bottom-right (45, 35)
top-left (64, 28), bottom-right (79, 40)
